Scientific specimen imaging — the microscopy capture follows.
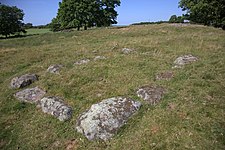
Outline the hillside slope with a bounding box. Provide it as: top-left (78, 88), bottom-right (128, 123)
top-left (0, 24), bottom-right (225, 149)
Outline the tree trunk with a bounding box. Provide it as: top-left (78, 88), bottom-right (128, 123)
top-left (77, 26), bottom-right (80, 31)
top-left (84, 26), bottom-right (87, 30)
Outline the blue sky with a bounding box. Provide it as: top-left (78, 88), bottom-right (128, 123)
top-left (1, 0), bottom-right (183, 25)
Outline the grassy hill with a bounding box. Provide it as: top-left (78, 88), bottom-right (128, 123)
top-left (0, 24), bottom-right (224, 150)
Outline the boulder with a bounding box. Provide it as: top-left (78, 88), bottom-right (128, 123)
top-left (39, 97), bottom-right (72, 121)
top-left (76, 97), bottom-right (141, 141)
top-left (173, 54), bottom-right (198, 68)
top-left (94, 56), bottom-right (106, 61)
top-left (47, 64), bottom-right (63, 74)
top-left (10, 74), bottom-right (38, 89)
top-left (122, 48), bottom-right (133, 54)
top-left (137, 85), bottom-right (166, 105)
top-left (74, 59), bottom-right (90, 65)
top-left (156, 71), bottom-right (174, 80)
top-left (14, 87), bottom-right (46, 104)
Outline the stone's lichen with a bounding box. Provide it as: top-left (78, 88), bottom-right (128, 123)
top-left (74, 59), bottom-right (90, 65)
top-left (40, 96), bottom-right (72, 121)
top-left (137, 85), bottom-right (166, 105)
top-left (14, 87), bottom-right (46, 103)
top-left (10, 74), bottom-right (38, 89)
top-left (173, 54), bottom-right (198, 68)
top-left (76, 97), bottom-right (141, 141)
top-left (47, 64), bottom-right (63, 74)
top-left (94, 56), bottom-right (106, 61)
top-left (122, 48), bottom-right (134, 54)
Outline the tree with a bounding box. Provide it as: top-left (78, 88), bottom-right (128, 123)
top-left (51, 0), bottom-right (121, 31)
top-left (0, 4), bottom-right (25, 37)
top-left (24, 23), bottom-right (33, 29)
top-left (169, 15), bottom-right (184, 23)
top-left (179, 0), bottom-right (225, 29)
top-left (169, 15), bottom-right (178, 23)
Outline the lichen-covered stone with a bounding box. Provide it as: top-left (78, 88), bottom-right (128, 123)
top-left (76, 97), bottom-right (141, 141)
top-left (122, 48), bottom-right (133, 54)
top-left (74, 59), bottom-right (90, 65)
top-left (94, 56), bottom-right (106, 61)
top-left (40, 97), bottom-right (72, 121)
top-left (47, 64), bottom-right (63, 74)
top-left (156, 71), bottom-right (174, 80)
top-left (137, 85), bottom-right (166, 105)
top-left (10, 74), bottom-right (38, 89)
top-left (173, 54), bottom-right (198, 68)
top-left (14, 87), bottom-right (46, 103)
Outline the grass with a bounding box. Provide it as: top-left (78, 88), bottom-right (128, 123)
top-left (0, 24), bottom-right (224, 150)
top-left (25, 28), bottom-right (51, 35)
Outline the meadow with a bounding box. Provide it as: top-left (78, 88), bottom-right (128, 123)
top-left (0, 24), bottom-right (224, 149)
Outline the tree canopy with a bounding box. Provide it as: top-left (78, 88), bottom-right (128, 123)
top-left (51, 0), bottom-right (121, 31)
top-left (0, 4), bottom-right (25, 37)
top-left (169, 15), bottom-right (184, 23)
top-left (179, 0), bottom-right (225, 29)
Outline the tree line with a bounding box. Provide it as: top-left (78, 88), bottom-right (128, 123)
top-left (0, 0), bottom-right (224, 37)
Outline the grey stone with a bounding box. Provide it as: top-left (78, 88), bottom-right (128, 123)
top-left (14, 87), bottom-right (46, 104)
top-left (47, 64), bottom-right (63, 74)
top-left (94, 56), bottom-right (106, 61)
top-left (137, 85), bottom-right (166, 105)
top-left (173, 54), bottom-right (198, 68)
top-left (76, 97), bottom-right (141, 141)
top-left (74, 59), bottom-right (90, 65)
top-left (156, 71), bottom-right (174, 80)
top-left (39, 96), bottom-right (72, 121)
top-left (10, 74), bottom-right (38, 89)
top-left (122, 48), bottom-right (133, 54)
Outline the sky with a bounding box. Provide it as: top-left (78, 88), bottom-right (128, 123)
top-left (1, 0), bottom-right (184, 26)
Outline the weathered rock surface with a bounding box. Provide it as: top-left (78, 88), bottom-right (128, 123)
top-left (10, 74), bottom-right (38, 89)
top-left (74, 59), bottom-right (90, 65)
top-left (137, 85), bottom-right (166, 105)
top-left (173, 54), bottom-right (198, 68)
top-left (47, 64), bottom-right (63, 74)
top-left (40, 97), bottom-right (72, 121)
top-left (76, 97), bottom-right (141, 141)
top-left (94, 56), bottom-right (106, 61)
top-left (14, 87), bottom-right (46, 103)
top-left (122, 48), bottom-right (134, 54)
top-left (156, 71), bottom-right (174, 80)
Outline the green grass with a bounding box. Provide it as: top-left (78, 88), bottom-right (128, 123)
top-left (25, 28), bottom-right (51, 35)
top-left (0, 24), bottom-right (224, 150)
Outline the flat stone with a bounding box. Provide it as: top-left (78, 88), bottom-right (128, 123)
top-left (40, 96), bottom-right (72, 121)
top-left (76, 97), bottom-right (141, 141)
top-left (156, 71), bottom-right (174, 80)
top-left (122, 48), bottom-right (134, 54)
top-left (74, 59), bottom-right (90, 65)
top-left (14, 87), bottom-right (46, 104)
top-left (10, 74), bottom-right (38, 89)
top-left (137, 85), bottom-right (166, 105)
top-left (94, 56), bottom-right (106, 61)
top-left (173, 54), bottom-right (198, 68)
top-left (47, 64), bottom-right (63, 74)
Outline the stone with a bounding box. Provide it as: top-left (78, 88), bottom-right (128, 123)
top-left (173, 54), bottom-right (198, 68)
top-left (14, 87), bottom-right (46, 104)
top-left (76, 97), bottom-right (141, 141)
top-left (137, 85), bottom-right (166, 105)
top-left (122, 48), bottom-right (133, 54)
top-left (47, 64), bottom-right (63, 74)
top-left (39, 96), bottom-right (72, 121)
top-left (74, 59), bottom-right (90, 65)
top-left (10, 74), bottom-right (38, 89)
top-left (156, 71), bottom-right (174, 80)
top-left (94, 56), bottom-right (106, 61)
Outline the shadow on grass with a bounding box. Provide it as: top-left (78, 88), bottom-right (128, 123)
top-left (0, 34), bottom-right (39, 40)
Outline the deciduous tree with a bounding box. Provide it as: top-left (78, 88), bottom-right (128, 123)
top-left (0, 4), bottom-right (25, 37)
